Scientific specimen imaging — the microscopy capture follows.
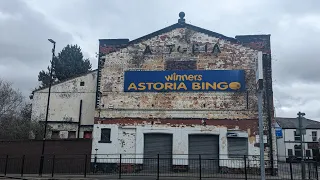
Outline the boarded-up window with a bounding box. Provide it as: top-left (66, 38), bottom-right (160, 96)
top-left (83, 131), bottom-right (92, 139)
top-left (99, 128), bottom-right (111, 143)
top-left (68, 131), bottom-right (76, 138)
top-left (228, 137), bottom-right (248, 158)
top-left (51, 131), bottom-right (60, 139)
top-left (165, 60), bottom-right (196, 70)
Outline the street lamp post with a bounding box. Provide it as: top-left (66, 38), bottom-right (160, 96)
top-left (39, 39), bottom-right (56, 176)
top-left (298, 111), bottom-right (306, 180)
top-left (256, 51), bottom-right (265, 180)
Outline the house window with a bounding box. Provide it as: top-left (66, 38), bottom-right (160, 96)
top-left (99, 128), bottom-right (111, 143)
top-left (306, 150), bottom-right (311, 157)
top-left (83, 131), bottom-right (92, 139)
top-left (312, 131), bottom-right (317, 142)
top-left (288, 149), bottom-right (293, 156)
top-left (68, 131), bottom-right (76, 138)
top-left (80, 81), bottom-right (85, 86)
top-left (51, 131), bottom-right (60, 139)
top-left (294, 131), bottom-right (301, 141)
top-left (228, 137), bottom-right (248, 158)
top-left (294, 145), bottom-right (302, 157)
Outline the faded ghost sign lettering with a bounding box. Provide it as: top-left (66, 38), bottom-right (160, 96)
top-left (166, 44), bottom-right (175, 53)
top-left (212, 44), bottom-right (221, 56)
top-left (143, 45), bottom-right (152, 55)
top-left (177, 46), bottom-right (188, 53)
top-left (142, 42), bottom-right (221, 55)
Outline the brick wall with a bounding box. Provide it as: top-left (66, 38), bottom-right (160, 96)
top-left (97, 28), bottom-right (259, 120)
top-left (0, 139), bottom-right (92, 155)
top-left (95, 25), bottom-right (275, 171)
top-left (0, 139), bottom-right (92, 174)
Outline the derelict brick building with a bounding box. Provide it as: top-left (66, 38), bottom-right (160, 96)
top-left (92, 12), bottom-right (276, 172)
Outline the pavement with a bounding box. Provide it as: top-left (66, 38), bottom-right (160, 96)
top-left (0, 178), bottom-right (282, 180)
top-left (0, 174), bottom-right (285, 180)
top-left (2, 161), bottom-right (318, 180)
top-left (0, 164), bottom-right (317, 180)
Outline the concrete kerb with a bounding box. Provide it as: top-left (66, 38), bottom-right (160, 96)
top-left (1, 175), bottom-right (284, 180)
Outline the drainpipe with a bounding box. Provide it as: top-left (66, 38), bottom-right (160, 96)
top-left (263, 53), bottom-right (274, 174)
top-left (77, 100), bottom-right (83, 138)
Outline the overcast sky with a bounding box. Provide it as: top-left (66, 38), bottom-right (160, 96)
top-left (1, 0), bottom-right (320, 120)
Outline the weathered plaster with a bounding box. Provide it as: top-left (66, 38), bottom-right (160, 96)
top-left (31, 71), bottom-right (97, 137)
top-left (92, 124), bottom-right (261, 168)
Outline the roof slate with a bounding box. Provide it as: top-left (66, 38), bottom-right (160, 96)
top-left (276, 117), bottom-right (320, 129)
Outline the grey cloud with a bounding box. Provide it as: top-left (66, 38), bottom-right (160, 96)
top-left (274, 83), bottom-right (320, 120)
top-left (2, 0), bottom-right (320, 119)
top-left (278, 1), bottom-right (320, 15)
top-left (272, 19), bottom-right (320, 84)
top-left (0, 0), bottom-right (73, 96)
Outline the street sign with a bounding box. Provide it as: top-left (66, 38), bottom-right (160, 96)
top-left (275, 127), bottom-right (283, 138)
top-left (255, 51), bottom-right (263, 90)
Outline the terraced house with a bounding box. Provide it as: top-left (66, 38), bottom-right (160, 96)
top-left (92, 12), bottom-right (276, 173)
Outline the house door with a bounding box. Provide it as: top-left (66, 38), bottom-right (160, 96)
top-left (312, 149), bottom-right (319, 160)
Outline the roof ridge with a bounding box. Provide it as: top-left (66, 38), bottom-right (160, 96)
top-left (128, 22), bottom-right (238, 45)
top-left (32, 69), bottom-right (98, 94)
top-left (276, 117), bottom-right (320, 129)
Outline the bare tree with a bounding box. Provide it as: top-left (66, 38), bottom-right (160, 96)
top-left (0, 79), bottom-right (49, 140)
top-left (0, 79), bottom-right (23, 119)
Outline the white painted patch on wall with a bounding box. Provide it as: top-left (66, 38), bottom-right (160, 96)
top-left (92, 124), bottom-right (260, 168)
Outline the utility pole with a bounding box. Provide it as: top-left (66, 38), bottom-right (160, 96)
top-left (39, 39), bottom-right (56, 176)
top-left (258, 89), bottom-right (265, 180)
top-left (256, 51), bottom-right (265, 180)
top-left (298, 111), bottom-right (306, 180)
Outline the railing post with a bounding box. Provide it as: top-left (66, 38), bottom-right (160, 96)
top-left (20, 155), bottom-right (25, 177)
top-left (39, 155), bottom-right (44, 176)
top-left (93, 155), bottom-right (97, 174)
top-left (199, 154), bottom-right (202, 180)
top-left (157, 154), bottom-right (160, 180)
top-left (308, 159), bottom-right (311, 179)
top-left (119, 154), bottom-right (122, 179)
top-left (244, 155), bottom-right (247, 180)
top-left (51, 155), bottom-right (55, 177)
top-left (4, 155), bottom-right (8, 176)
top-left (84, 154), bottom-right (87, 178)
top-left (290, 157), bottom-right (293, 180)
top-left (316, 161), bottom-right (319, 180)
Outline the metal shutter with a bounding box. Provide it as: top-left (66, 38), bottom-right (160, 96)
top-left (188, 135), bottom-right (219, 172)
top-left (143, 133), bottom-right (173, 170)
top-left (228, 137), bottom-right (248, 157)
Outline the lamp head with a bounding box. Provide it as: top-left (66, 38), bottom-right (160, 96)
top-left (48, 39), bottom-right (55, 44)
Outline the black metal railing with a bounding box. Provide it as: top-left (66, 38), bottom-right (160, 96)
top-left (0, 154), bottom-right (318, 180)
